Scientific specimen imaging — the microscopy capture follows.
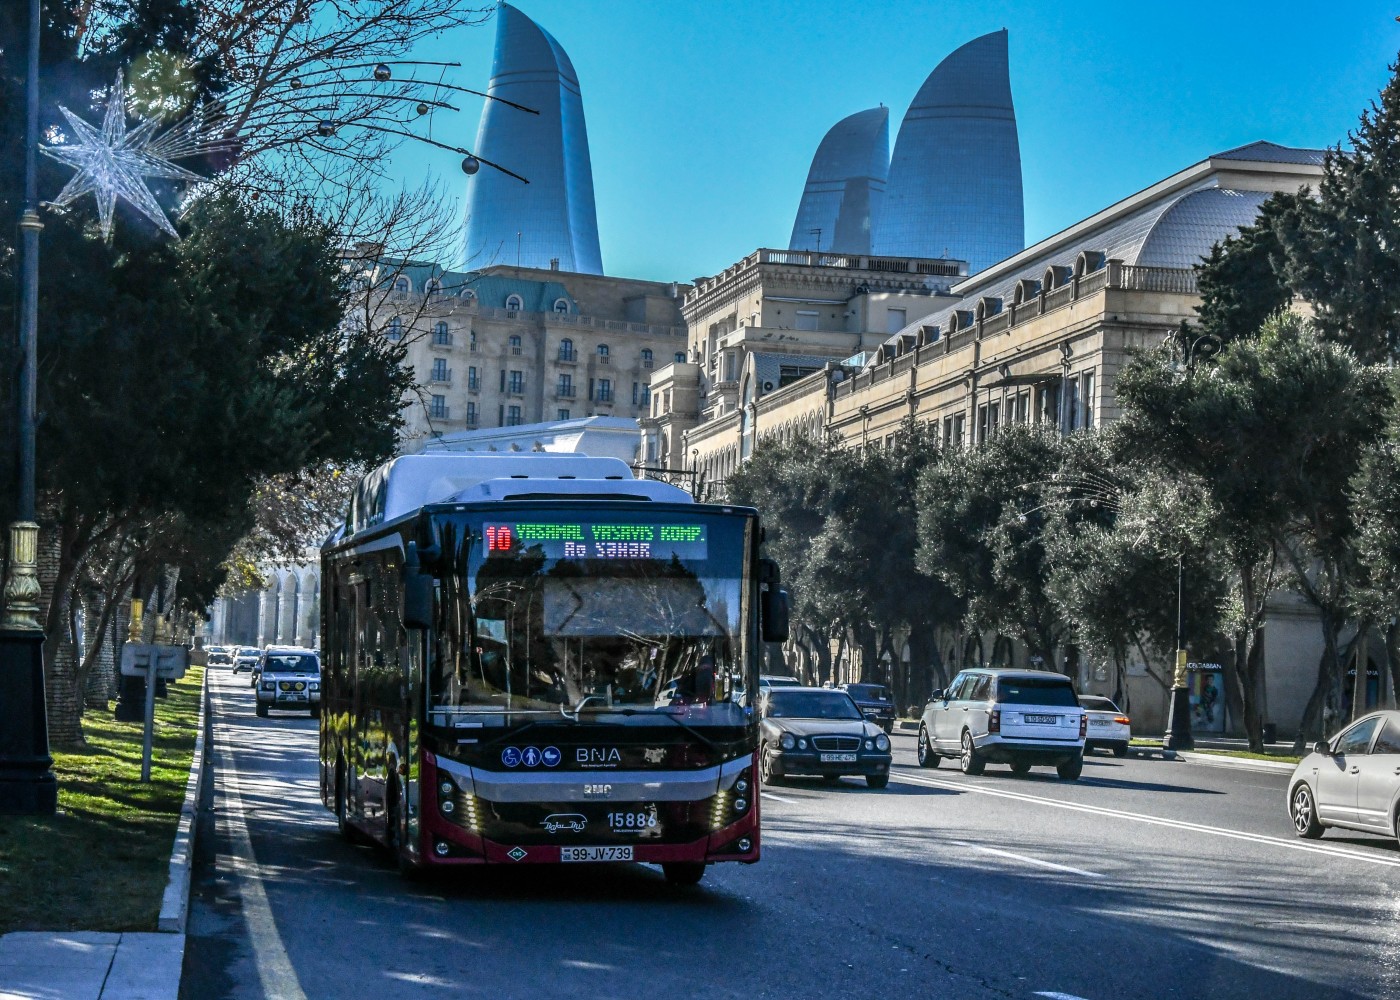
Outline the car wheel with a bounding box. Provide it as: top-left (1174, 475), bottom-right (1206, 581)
top-left (959, 731), bottom-right (985, 776)
top-left (662, 862), bottom-right (705, 886)
top-left (866, 773), bottom-right (889, 790)
top-left (1010, 762), bottom-right (1032, 776)
top-left (1057, 754), bottom-right (1084, 781)
top-left (255, 702), bottom-right (268, 718)
top-left (917, 726), bottom-right (940, 768)
top-left (1111, 743), bottom-right (1129, 758)
top-left (1290, 783), bottom-right (1324, 839)
top-left (759, 744), bottom-right (780, 786)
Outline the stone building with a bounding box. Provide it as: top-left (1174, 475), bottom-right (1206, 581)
top-left (364, 261), bottom-right (690, 455)
top-left (640, 247), bottom-right (967, 481)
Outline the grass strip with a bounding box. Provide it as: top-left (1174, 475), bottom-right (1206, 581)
top-left (0, 664), bottom-right (204, 934)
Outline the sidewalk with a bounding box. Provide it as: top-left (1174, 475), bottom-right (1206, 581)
top-left (0, 932), bottom-right (184, 1000)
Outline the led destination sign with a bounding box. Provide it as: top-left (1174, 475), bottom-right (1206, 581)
top-left (484, 522), bottom-right (708, 560)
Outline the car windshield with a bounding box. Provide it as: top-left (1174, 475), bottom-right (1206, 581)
top-left (767, 690), bottom-right (863, 720)
top-left (264, 654), bottom-right (318, 673)
top-left (998, 678), bottom-right (1079, 707)
top-left (430, 511), bottom-right (753, 722)
top-left (1079, 696), bottom-right (1118, 711)
top-left (845, 684), bottom-right (889, 701)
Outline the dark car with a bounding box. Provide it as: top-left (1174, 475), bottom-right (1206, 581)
top-left (839, 682), bottom-right (896, 733)
top-left (207, 650), bottom-right (233, 668)
top-left (759, 687), bottom-right (892, 789)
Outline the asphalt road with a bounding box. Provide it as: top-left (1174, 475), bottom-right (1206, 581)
top-left (183, 668), bottom-right (1400, 1000)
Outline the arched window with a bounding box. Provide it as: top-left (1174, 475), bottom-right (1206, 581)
top-left (393, 277), bottom-right (409, 298)
top-left (509, 334), bottom-right (522, 356)
top-left (505, 293), bottom-right (523, 311)
top-left (469, 329), bottom-right (477, 352)
top-left (387, 316), bottom-right (403, 340)
top-left (553, 298), bottom-right (570, 314)
top-left (433, 321), bottom-right (450, 346)
top-left (641, 348), bottom-right (653, 367)
top-left (559, 337), bottom-right (575, 361)
top-left (597, 343), bottom-right (610, 358)
top-left (425, 279), bottom-right (441, 299)
top-left (461, 287), bottom-right (475, 301)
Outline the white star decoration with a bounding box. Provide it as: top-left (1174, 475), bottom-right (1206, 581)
top-left (40, 73), bottom-right (205, 239)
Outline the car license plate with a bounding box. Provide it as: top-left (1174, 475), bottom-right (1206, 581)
top-left (1025, 714), bottom-right (1057, 724)
top-left (1090, 719), bottom-right (1110, 726)
top-left (820, 752), bottom-right (857, 763)
top-left (560, 846), bottom-right (633, 863)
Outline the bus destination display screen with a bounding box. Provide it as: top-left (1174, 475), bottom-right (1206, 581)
top-left (483, 522), bottom-right (708, 561)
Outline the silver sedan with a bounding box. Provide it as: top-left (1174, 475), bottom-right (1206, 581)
top-left (1287, 710), bottom-right (1400, 844)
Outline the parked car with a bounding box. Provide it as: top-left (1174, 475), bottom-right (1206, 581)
top-left (1079, 695), bottom-right (1132, 757)
top-left (1287, 710), bottom-right (1400, 845)
top-left (231, 647), bottom-right (260, 674)
top-left (759, 686), bottom-right (892, 789)
top-left (917, 669), bottom-right (1086, 780)
top-left (839, 682), bottom-right (896, 733)
top-left (255, 646), bottom-right (321, 718)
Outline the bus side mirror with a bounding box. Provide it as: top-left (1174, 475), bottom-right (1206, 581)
top-left (403, 541), bottom-right (434, 630)
top-left (761, 588), bottom-right (789, 643)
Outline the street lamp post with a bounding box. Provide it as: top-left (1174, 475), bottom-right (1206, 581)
top-left (0, 0), bottom-right (58, 814)
top-left (1159, 326), bottom-right (1218, 754)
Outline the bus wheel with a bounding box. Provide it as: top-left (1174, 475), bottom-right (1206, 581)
top-left (335, 761), bottom-right (357, 843)
top-left (662, 862), bottom-right (705, 886)
top-left (385, 780), bottom-right (421, 880)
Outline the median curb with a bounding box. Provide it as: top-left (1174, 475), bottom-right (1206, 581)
top-left (1174, 749), bottom-right (1296, 773)
top-left (158, 665), bottom-right (210, 934)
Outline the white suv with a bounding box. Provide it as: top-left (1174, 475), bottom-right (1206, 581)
top-left (255, 646), bottom-right (321, 718)
top-left (917, 669), bottom-right (1086, 780)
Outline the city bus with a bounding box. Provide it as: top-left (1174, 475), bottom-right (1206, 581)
top-left (319, 453), bottom-right (787, 884)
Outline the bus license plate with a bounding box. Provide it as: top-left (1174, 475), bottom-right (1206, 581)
top-left (820, 752), bottom-right (857, 763)
top-left (560, 846), bottom-right (634, 863)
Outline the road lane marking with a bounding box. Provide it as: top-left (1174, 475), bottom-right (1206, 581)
top-left (892, 771), bottom-right (1400, 869)
top-left (962, 843), bottom-right (1104, 879)
top-left (1035, 992), bottom-right (1092, 1000)
top-left (209, 676), bottom-right (310, 1000)
top-left (762, 791), bottom-right (799, 803)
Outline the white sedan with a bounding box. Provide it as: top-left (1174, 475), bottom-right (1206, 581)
top-left (1079, 695), bottom-right (1131, 757)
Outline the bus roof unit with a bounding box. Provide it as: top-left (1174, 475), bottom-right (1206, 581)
top-left (344, 453), bottom-right (690, 536)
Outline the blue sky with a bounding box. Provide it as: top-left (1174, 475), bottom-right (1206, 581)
top-left (380, 0), bottom-right (1399, 283)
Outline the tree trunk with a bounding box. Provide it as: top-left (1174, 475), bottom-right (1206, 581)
top-left (1294, 613), bottom-right (1346, 752)
top-left (1385, 620), bottom-right (1400, 710)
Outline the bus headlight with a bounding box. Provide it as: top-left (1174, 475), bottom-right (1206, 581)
top-left (779, 733), bottom-right (796, 751)
top-left (734, 776), bottom-right (749, 794)
top-left (875, 734), bottom-right (891, 752)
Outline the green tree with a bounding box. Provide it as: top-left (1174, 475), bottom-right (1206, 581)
top-left (1271, 56), bottom-right (1400, 363)
top-left (1114, 314), bottom-right (1389, 748)
top-left (1194, 194), bottom-right (1294, 348)
top-left (915, 424), bottom-right (1076, 669)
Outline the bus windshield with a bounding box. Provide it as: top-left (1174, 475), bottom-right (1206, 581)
top-left (430, 510), bottom-right (753, 722)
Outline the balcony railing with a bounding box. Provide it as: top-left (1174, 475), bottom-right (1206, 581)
top-left (558, 348), bottom-right (577, 362)
top-left (556, 385), bottom-right (576, 398)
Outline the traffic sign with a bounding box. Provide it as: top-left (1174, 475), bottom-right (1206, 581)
top-left (120, 643), bottom-right (189, 680)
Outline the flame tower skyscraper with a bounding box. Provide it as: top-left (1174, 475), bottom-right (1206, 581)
top-left (463, 4), bottom-right (603, 274)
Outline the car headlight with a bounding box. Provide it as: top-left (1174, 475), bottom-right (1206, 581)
top-left (797, 738), bottom-right (807, 750)
top-left (261, 681), bottom-right (273, 691)
top-left (865, 738), bottom-right (875, 750)
top-left (309, 683), bottom-right (320, 692)
top-left (875, 734), bottom-right (890, 752)
top-left (779, 733), bottom-right (796, 750)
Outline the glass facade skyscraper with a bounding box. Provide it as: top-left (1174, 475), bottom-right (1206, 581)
top-left (873, 30), bottom-right (1024, 273)
top-left (788, 107), bottom-right (889, 255)
top-left (462, 4), bottom-right (604, 274)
